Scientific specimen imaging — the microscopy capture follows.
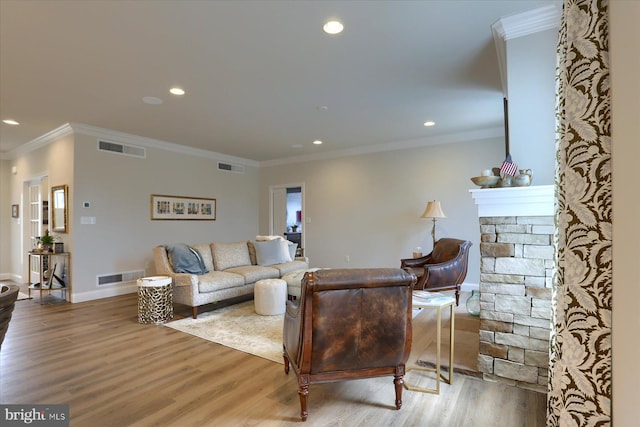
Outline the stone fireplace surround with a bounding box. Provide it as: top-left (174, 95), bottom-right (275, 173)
top-left (470, 185), bottom-right (554, 393)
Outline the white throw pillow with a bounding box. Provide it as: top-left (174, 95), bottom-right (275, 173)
top-left (253, 239), bottom-right (291, 266)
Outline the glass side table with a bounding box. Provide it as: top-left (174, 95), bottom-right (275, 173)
top-left (404, 290), bottom-right (455, 394)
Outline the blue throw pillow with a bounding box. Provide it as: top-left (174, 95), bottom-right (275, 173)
top-left (167, 243), bottom-right (209, 274)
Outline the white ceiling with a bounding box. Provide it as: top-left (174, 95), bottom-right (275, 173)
top-left (0, 0), bottom-right (554, 162)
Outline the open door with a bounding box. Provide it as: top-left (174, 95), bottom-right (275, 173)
top-left (270, 183), bottom-right (304, 255)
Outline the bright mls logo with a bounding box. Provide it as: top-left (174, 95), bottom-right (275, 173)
top-left (1, 405), bottom-right (69, 426)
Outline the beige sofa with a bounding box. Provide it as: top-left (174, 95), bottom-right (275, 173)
top-left (153, 240), bottom-right (308, 318)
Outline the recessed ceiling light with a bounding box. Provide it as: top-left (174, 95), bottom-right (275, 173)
top-left (2, 119), bottom-right (20, 125)
top-left (142, 96), bottom-right (163, 105)
top-left (323, 20), bottom-right (343, 35)
top-left (423, 121), bottom-right (436, 127)
top-left (313, 140), bottom-right (323, 145)
top-left (169, 87), bottom-right (185, 95)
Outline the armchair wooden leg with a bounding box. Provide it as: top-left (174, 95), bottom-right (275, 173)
top-left (455, 289), bottom-right (460, 306)
top-left (298, 383), bottom-right (309, 421)
top-left (192, 306), bottom-right (198, 319)
top-left (394, 368), bottom-right (404, 410)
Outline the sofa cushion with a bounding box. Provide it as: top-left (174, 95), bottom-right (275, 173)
top-left (197, 271), bottom-right (245, 293)
top-left (192, 243), bottom-right (215, 272)
top-left (211, 241), bottom-right (252, 271)
top-left (270, 260), bottom-right (309, 275)
top-left (253, 239), bottom-right (291, 266)
top-left (224, 265), bottom-right (279, 283)
top-left (166, 243), bottom-right (209, 274)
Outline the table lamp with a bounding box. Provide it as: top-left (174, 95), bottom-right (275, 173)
top-left (421, 200), bottom-right (446, 246)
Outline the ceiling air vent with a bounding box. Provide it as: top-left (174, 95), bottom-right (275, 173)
top-left (98, 140), bottom-right (146, 158)
top-left (218, 162), bottom-right (244, 174)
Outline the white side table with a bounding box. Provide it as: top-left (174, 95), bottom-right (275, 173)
top-left (404, 290), bottom-right (455, 394)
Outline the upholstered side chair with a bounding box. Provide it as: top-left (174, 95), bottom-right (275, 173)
top-left (400, 238), bottom-right (472, 305)
top-left (282, 268), bottom-right (416, 421)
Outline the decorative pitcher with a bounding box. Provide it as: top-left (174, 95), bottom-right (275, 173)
top-left (514, 169), bottom-right (532, 186)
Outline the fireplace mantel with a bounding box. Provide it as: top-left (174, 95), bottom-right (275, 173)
top-left (469, 185), bottom-right (554, 217)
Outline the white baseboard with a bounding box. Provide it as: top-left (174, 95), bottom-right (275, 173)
top-left (461, 282), bottom-right (479, 292)
top-left (70, 282), bottom-right (138, 303)
top-left (0, 273), bottom-right (23, 282)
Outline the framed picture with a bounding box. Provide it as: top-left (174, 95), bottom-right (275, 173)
top-left (11, 204), bottom-right (19, 218)
top-left (151, 194), bottom-right (216, 220)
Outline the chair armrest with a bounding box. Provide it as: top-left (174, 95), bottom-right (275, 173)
top-left (400, 254), bottom-right (432, 268)
top-left (421, 259), bottom-right (467, 288)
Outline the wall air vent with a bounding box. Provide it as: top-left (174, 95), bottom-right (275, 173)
top-left (96, 270), bottom-right (145, 286)
top-left (217, 162), bottom-right (244, 174)
top-left (98, 140), bottom-right (146, 158)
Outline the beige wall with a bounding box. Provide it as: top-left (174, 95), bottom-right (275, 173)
top-left (0, 160), bottom-right (12, 276)
top-left (1, 135), bottom-right (74, 282)
top-left (610, 1), bottom-right (639, 424)
top-left (69, 130), bottom-right (260, 302)
top-left (507, 28), bottom-right (558, 185)
top-left (259, 137), bottom-right (504, 284)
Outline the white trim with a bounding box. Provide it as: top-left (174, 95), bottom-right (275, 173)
top-left (469, 185), bottom-right (554, 217)
top-left (4, 124), bottom-right (74, 159)
top-left (70, 283), bottom-right (138, 303)
top-left (493, 3), bottom-right (562, 41)
top-left (492, 3), bottom-right (562, 97)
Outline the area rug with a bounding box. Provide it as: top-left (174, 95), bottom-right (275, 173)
top-left (17, 291), bottom-right (32, 301)
top-left (165, 300), bottom-right (284, 364)
top-left (165, 297), bottom-right (481, 378)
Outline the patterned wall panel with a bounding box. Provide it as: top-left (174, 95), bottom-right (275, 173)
top-left (549, 0), bottom-right (612, 426)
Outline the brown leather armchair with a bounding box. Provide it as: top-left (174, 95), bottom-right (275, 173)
top-left (400, 238), bottom-right (472, 306)
top-left (283, 268), bottom-right (416, 421)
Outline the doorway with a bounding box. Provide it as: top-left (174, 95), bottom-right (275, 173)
top-left (270, 183), bottom-right (304, 256)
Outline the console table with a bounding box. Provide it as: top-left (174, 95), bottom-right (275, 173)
top-left (404, 290), bottom-right (455, 394)
top-left (27, 251), bottom-right (70, 303)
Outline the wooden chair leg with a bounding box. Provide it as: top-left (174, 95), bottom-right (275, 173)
top-left (394, 371), bottom-right (404, 410)
top-left (299, 384), bottom-right (309, 421)
top-left (283, 352), bottom-right (290, 374)
top-left (192, 306), bottom-right (198, 319)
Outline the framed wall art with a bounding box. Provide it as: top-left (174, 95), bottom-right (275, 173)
top-left (151, 194), bottom-right (216, 220)
top-left (11, 204), bottom-right (19, 218)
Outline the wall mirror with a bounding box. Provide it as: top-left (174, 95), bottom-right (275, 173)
top-left (51, 184), bottom-right (68, 233)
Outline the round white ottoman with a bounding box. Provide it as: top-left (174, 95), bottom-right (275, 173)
top-left (254, 279), bottom-right (287, 315)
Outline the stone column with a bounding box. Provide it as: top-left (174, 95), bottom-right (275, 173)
top-left (477, 215), bottom-right (554, 393)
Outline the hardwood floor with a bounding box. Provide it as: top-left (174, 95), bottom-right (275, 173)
top-left (0, 287), bottom-right (546, 426)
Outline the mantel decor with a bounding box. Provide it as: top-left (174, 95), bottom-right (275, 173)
top-left (150, 194), bottom-right (216, 221)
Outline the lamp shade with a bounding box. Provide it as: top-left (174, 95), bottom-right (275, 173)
top-left (421, 200), bottom-right (446, 218)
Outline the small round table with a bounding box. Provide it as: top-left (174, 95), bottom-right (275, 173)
top-left (137, 276), bottom-right (173, 324)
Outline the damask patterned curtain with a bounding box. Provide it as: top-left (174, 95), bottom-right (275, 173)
top-left (549, 0), bottom-right (611, 426)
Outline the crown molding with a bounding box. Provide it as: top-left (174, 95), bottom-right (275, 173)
top-left (259, 127), bottom-right (504, 168)
top-left (69, 123), bottom-right (260, 167)
top-left (6, 124), bottom-right (504, 168)
top-left (3, 123), bottom-right (74, 160)
top-left (493, 3), bottom-right (562, 41)
top-left (492, 3), bottom-right (562, 96)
